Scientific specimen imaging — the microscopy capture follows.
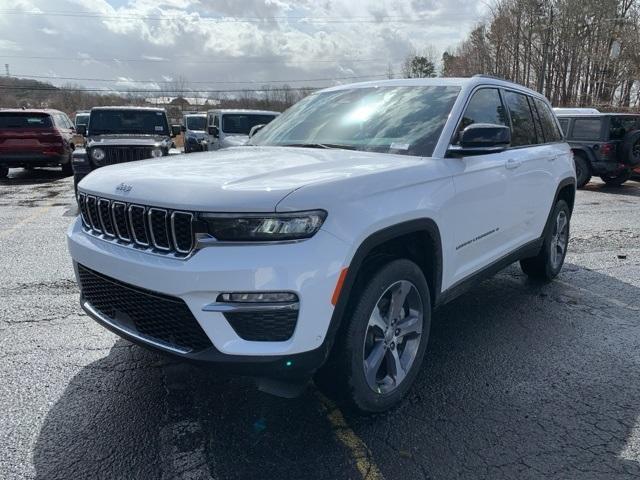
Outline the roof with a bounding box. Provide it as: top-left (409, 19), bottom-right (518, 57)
top-left (205, 109), bottom-right (281, 115)
top-left (553, 108), bottom-right (600, 115)
top-left (183, 113), bottom-right (206, 117)
top-left (555, 111), bottom-right (640, 117)
top-left (0, 108), bottom-right (65, 114)
top-left (318, 76), bottom-right (546, 98)
top-left (90, 106), bottom-right (166, 112)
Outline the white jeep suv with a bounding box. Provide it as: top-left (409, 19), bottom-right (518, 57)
top-left (68, 77), bottom-right (575, 412)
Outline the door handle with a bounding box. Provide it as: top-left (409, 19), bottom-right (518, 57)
top-left (505, 158), bottom-right (522, 169)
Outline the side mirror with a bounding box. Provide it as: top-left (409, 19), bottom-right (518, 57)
top-left (180, 124), bottom-right (186, 132)
top-left (448, 123), bottom-right (511, 156)
top-left (249, 124), bottom-right (265, 138)
top-left (208, 125), bottom-right (219, 138)
top-left (171, 125), bottom-right (181, 137)
top-left (76, 124), bottom-right (87, 136)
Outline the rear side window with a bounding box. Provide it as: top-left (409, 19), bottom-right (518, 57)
top-left (0, 113), bottom-right (52, 129)
top-left (454, 88), bottom-right (507, 144)
top-left (533, 98), bottom-right (563, 142)
top-left (571, 118), bottom-right (602, 140)
top-left (609, 116), bottom-right (640, 140)
top-left (558, 118), bottom-right (569, 135)
top-left (503, 90), bottom-right (537, 146)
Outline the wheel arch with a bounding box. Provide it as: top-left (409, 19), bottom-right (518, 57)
top-left (571, 146), bottom-right (596, 166)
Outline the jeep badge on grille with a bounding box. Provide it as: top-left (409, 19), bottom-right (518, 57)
top-left (116, 183), bottom-right (132, 193)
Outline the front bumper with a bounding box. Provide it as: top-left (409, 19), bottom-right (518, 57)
top-left (67, 217), bottom-right (349, 376)
top-left (0, 153), bottom-right (66, 167)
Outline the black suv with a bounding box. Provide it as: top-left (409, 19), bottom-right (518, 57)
top-left (72, 106), bottom-right (180, 193)
top-left (556, 111), bottom-right (640, 187)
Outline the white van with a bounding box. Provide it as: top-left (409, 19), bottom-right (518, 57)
top-left (204, 109), bottom-right (280, 150)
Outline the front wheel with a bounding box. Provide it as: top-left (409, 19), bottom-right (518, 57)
top-left (520, 199), bottom-right (570, 281)
top-left (318, 259), bottom-right (431, 413)
top-left (600, 169), bottom-right (631, 186)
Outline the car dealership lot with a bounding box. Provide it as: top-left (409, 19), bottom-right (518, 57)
top-left (1, 169), bottom-right (640, 480)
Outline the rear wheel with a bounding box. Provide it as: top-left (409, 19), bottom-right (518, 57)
top-left (520, 199), bottom-right (570, 281)
top-left (600, 169), bottom-right (631, 187)
top-left (317, 259), bottom-right (431, 413)
top-left (573, 154), bottom-right (591, 188)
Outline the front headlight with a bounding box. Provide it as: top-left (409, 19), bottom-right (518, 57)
top-left (151, 147), bottom-right (163, 158)
top-left (91, 148), bottom-right (105, 162)
top-left (198, 210), bottom-right (327, 242)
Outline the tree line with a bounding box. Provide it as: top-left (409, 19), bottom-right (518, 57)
top-left (440, 0), bottom-right (640, 109)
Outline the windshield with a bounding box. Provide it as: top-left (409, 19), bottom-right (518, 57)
top-left (186, 116), bottom-right (206, 131)
top-left (75, 114), bottom-right (89, 126)
top-left (0, 113), bottom-right (52, 129)
top-left (222, 114), bottom-right (277, 135)
top-left (88, 110), bottom-right (169, 135)
top-left (251, 86), bottom-right (460, 156)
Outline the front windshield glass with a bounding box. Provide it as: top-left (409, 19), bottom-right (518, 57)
top-left (251, 86), bottom-right (460, 157)
top-left (89, 110), bottom-right (169, 135)
top-left (186, 116), bottom-right (206, 131)
top-left (222, 114), bottom-right (277, 135)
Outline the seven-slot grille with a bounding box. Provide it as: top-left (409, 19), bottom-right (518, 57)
top-left (78, 192), bottom-right (194, 255)
top-left (90, 146), bottom-right (155, 165)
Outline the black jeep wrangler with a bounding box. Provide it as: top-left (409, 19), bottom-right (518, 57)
top-left (556, 111), bottom-right (640, 188)
top-left (72, 106), bottom-right (181, 193)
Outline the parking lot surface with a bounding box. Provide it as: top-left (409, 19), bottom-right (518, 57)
top-left (1, 168), bottom-right (640, 479)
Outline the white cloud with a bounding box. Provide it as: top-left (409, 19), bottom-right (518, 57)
top-left (0, 0), bottom-right (489, 93)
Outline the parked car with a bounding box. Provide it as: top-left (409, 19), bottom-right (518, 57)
top-left (555, 109), bottom-right (640, 187)
top-left (203, 109), bottom-right (279, 150)
top-left (74, 111), bottom-right (90, 129)
top-left (72, 106), bottom-right (181, 192)
top-left (68, 76), bottom-right (575, 412)
top-left (0, 109), bottom-right (76, 178)
top-left (181, 113), bottom-right (206, 153)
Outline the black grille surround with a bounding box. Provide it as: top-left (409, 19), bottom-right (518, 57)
top-left (77, 192), bottom-right (195, 257)
top-left (223, 310), bottom-right (298, 342)
top-left (78, 264), bottom-right (213, 353)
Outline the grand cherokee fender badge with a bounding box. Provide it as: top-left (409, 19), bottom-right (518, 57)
top-left (116, 183), bottom-right (133, 193)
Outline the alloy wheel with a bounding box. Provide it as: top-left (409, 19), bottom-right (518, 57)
top-left (550, 210), bottom-right (568, 270)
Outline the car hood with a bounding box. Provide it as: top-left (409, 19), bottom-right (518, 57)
top-left (86, 135), bottom-right (171, 148)
top-left (220, 135), bottom-right (249, 147)
top-left (78, 146), bottom-right (425, 212)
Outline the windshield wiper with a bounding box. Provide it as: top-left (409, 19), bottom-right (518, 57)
top-left (280, 143), bottom-right (357, 150)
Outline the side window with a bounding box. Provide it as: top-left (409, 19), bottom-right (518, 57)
top-left (454, 88), bottom-right (507, 144)
top-left (571, 118), bottom-right (602, 140)
top-left (558, 118), bottom-right (569, 136)
top-left (529, 97), bottom-right (544, 144)
top-left (534, 98), bottom-right (563, 142)
top-left (503, 90), bottom-right (537, 147)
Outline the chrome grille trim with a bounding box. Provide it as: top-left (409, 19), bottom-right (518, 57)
top-left (97, 198), bottom-right (115, 237)
top-left (128, 204), bottom-right (149, 247)
top-left (171, 211), bottom-right (194, 254)
top-left (111, 201), bottom-right (131, 242)
top-left (78, 193), bottom-right (194, 258)
top-left (148, 208), bottom-right (171, 251)
top-left (86, 195), bottom-right (102, 233)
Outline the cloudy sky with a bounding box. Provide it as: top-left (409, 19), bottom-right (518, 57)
top-left (0, 0), bottom-right (488, 95)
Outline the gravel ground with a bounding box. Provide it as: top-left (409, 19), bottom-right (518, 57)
top-left (1, 167), bottom-right (639, 480)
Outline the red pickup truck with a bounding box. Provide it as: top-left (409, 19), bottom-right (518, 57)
top-left (0, 109), bottom-right (76, 178)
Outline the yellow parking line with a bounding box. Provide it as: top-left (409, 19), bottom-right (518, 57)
top-left (0, 204), bottom-right (52, 240)
top-left (314, 390), bottom-right (384, 480)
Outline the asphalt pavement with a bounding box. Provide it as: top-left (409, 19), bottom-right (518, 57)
top-left (1, 167), bottom-right (640, 480)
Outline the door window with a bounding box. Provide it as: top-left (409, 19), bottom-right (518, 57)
top-left (571, 118), bottom-right (602, 140)
top-left (534, 98), bottom-right (563, 142)
top-left (503, 90), bottom-right (537, 146)
top-left (454, 88), bottom-right (507, 144)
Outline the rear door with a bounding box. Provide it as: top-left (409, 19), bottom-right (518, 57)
top-left (0, 113), bottom-right (55, 155)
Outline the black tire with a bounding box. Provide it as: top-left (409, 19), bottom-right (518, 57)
top-left (600, 169), bottom-right (631, 187)
top-left (62, 161), bottom-right (73, 175)
top-left (621, 131), bottom-right (640, 166)
top-left (520, 199), bottom-right (570, 281)
top-left (316, 259), bottom-right (431, 413)
top-left (0, 165), bottom-right (8, 178)
top-left (573, 153), bottom-right (591, 188)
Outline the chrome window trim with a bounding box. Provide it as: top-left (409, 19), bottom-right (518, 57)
top-left (128, 204), bottom-right (149, 247)
top-left (111, 201), bottom-right (131, 242)
top-left (148, 207), bottom-right (171, 251)
top-left (171, 211), bottom-right (194, 254)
